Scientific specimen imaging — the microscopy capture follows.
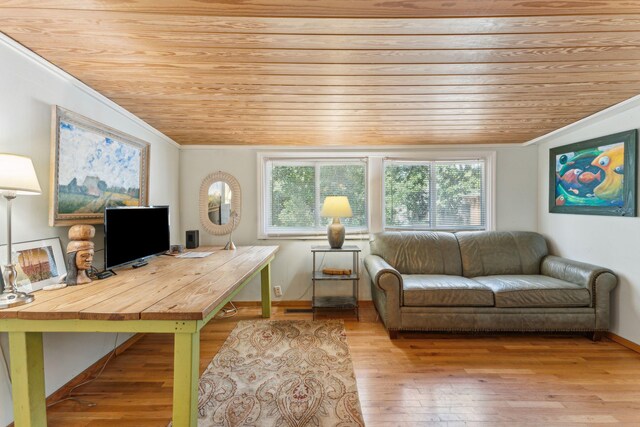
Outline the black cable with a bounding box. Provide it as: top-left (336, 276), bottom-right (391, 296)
top-left (47, 333), bottom-right (120, 408)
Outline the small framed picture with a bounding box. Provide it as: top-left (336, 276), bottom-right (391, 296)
top-left (0, 238), bottom-right (67, 292)
top-left (549, 130), bottom-right (637, 216)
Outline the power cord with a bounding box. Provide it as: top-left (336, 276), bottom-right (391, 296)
top-left (293, 252), bottom-right (328, 301)
top-left (47, 333), bottom-right (120, 408)
top-left (87, 266), bottom-right (101, 280)
top-left (216, 301), bottom-right (238, 318)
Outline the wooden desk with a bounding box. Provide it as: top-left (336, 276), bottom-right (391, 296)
top-left (0, 245), bottom-right (278, 427)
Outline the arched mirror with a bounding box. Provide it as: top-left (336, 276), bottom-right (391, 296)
top-left (199, 171), bottom-right (241, 236)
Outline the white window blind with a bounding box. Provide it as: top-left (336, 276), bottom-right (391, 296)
top-left (263, 158), bottom-right (368, 236)
top-left (384, 159), bottom-right (486, 230)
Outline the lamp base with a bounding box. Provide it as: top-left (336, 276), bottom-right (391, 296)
top-left (0, 291), bottom-right (34, 309)
top-left (0, 263), bottom-right (35, 309)
top-left (327, 218), bottom-right (345, 249)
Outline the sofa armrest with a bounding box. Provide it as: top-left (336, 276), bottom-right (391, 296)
top-left (364, 255), bottom-right (403, 294)
top-left (541, 255), bottom-right (616, 291)
top-left (364, 255), bottom-right (403, 331)
top-left (541, 255), bottom-right (617, 330)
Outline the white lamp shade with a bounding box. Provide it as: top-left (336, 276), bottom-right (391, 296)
top-left (0, 154), bottom-right (42, 195)
top-left (320, 196), bottom-right (352, 218)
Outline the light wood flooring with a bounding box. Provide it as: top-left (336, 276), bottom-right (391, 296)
top-left (45, 306), bottom-right (640, 426)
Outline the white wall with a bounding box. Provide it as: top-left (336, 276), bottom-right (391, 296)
top-left (180, 145), bottom-right (538, 302)
top-left (0, 38), bottom-right (181, 425)
top-left (536, 98), bottom-right (640, 345)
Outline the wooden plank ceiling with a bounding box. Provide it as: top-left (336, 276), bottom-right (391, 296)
top-left (2, 1), bottom-right (640, 146)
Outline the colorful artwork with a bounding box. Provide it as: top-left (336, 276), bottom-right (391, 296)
top-left (15, 246), bottom-right (59, 284)
top-left (0, 238), bottom-right (67, 292)
top-left (50, 106), bottom-right (150, 226)
top-left (549, 130), bottom-right (637, 216)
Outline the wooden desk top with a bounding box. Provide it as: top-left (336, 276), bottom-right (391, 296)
top-left (0, 246), bottom-right (278, 321)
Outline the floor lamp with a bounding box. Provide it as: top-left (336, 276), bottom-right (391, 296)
top-left (0, 154), bottom-right (42, 309)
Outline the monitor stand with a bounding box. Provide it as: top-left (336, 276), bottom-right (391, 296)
top-left (132, 260), bottom-right (149, 269)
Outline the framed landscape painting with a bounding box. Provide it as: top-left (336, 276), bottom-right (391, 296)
top-left (49, 106), bottom-right (150, 226)
top-left (549, 130), bottom-right (637, 216)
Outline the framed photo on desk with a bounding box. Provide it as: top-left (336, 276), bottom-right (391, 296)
top-left (0, 237), bottom-right (67, 292)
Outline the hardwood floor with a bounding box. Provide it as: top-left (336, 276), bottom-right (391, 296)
top-left (45, 306), bottom-right (640, 426)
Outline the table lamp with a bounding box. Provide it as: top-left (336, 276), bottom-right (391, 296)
top-left (0, 154), bottom-right (42, 309)
top-left (320, 196), bottom-right (352, 249)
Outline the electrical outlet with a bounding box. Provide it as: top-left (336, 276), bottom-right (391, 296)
top-left (273, 286), bottom-right (282, 297)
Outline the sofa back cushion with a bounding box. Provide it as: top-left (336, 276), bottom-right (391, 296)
top-left (369, 231), bottom-right (462, 275)
top-left (456, 231), bottom-right (548, 278)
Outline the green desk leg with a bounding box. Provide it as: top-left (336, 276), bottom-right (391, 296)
top-left (9, 331), bottom-right (46, 427)
top-left (261, 262), bottom-right (272, 318)
top-left (172, 331), bottom-right (200, 427)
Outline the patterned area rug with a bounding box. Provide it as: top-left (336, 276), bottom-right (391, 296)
top-left (196, 320), bottom-right (365, 426)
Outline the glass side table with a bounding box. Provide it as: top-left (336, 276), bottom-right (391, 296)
top-left (311, 245), bottom-right (360, 321)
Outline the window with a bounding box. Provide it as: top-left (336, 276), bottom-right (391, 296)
top-left (384, 159), bottom-right (486, 230)
top-left (261, 158), bottom-right (368, 236)
top-left (258, 152), bottom-right (494, 238)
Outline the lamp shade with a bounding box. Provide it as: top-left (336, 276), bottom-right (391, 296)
top-left (0, 154), bottom-right (41, 195)
top-left (320, 196), bottom-right (352, 218)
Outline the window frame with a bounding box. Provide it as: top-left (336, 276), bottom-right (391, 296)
top-left (257, 152), bottom-right (371, 239)
top-left (257, 150), bottom-right (496, 239)
top-left (383, 156), bottom-right (492, 232)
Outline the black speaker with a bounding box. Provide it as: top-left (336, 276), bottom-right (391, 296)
top-left (186, 230), bottom-right (199, 249)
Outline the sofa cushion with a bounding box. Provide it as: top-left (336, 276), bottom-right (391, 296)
top-left (403, 275), bottom-right (494, 307)
top-left (473, 275), bottom-right (591, 308)
top-left (456, 231), bottom-right (548, 278)
top-left (370, 231), bottom-right (462, 275)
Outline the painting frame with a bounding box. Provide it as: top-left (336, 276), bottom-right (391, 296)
top-left (549, 129), bottom-right (637, 216)
top-left (0, 237), bottom-right (67, 292)
top-left (49, 106), bottom-right (150, 226)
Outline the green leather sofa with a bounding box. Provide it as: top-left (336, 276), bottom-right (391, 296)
top-left (364, 231), bottom-right (617, 339)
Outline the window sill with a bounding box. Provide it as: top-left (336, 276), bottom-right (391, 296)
top-left (257, 234), bottom-right (370, 241)
top-left (384, 227), bottom-right (489, 232)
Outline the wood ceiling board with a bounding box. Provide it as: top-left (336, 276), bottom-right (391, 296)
top-left (167, 134), bottom-right (543, 146)
top-left (79, 82), bottom-right (640, 97)
top-left (6, 10), bottom-right (640, 35)
top-left (168, 129), bottom-right (547, 136)
top-left (2, 2), bottom-right (639, 146)
top-left (55, 71), bottom-right (640, 86)
top-left (132, 111), bottom-right (588, 121)
top-left (97, 94), bottom-right (639, 109)
top-left (150, 123), bottom-right (575, 132)
top-left (160, 127), bottom-right (562, 135)
top-left (139, 111), bottom-right (597, 122)
top-left (30, 60), bottom-right (640, 76)
top-left (99, 84), bottom-right (640, 97)
top-left (11, 31), bottom-right (640, 50)
top-left (126, 103), bottom-right (614, 114)
top-left (23, 46), bottom-right (640, 65)
top-left (131, 111), bottom-right (615, 120)
top-left (3, 0), bottom-right (640, 17)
